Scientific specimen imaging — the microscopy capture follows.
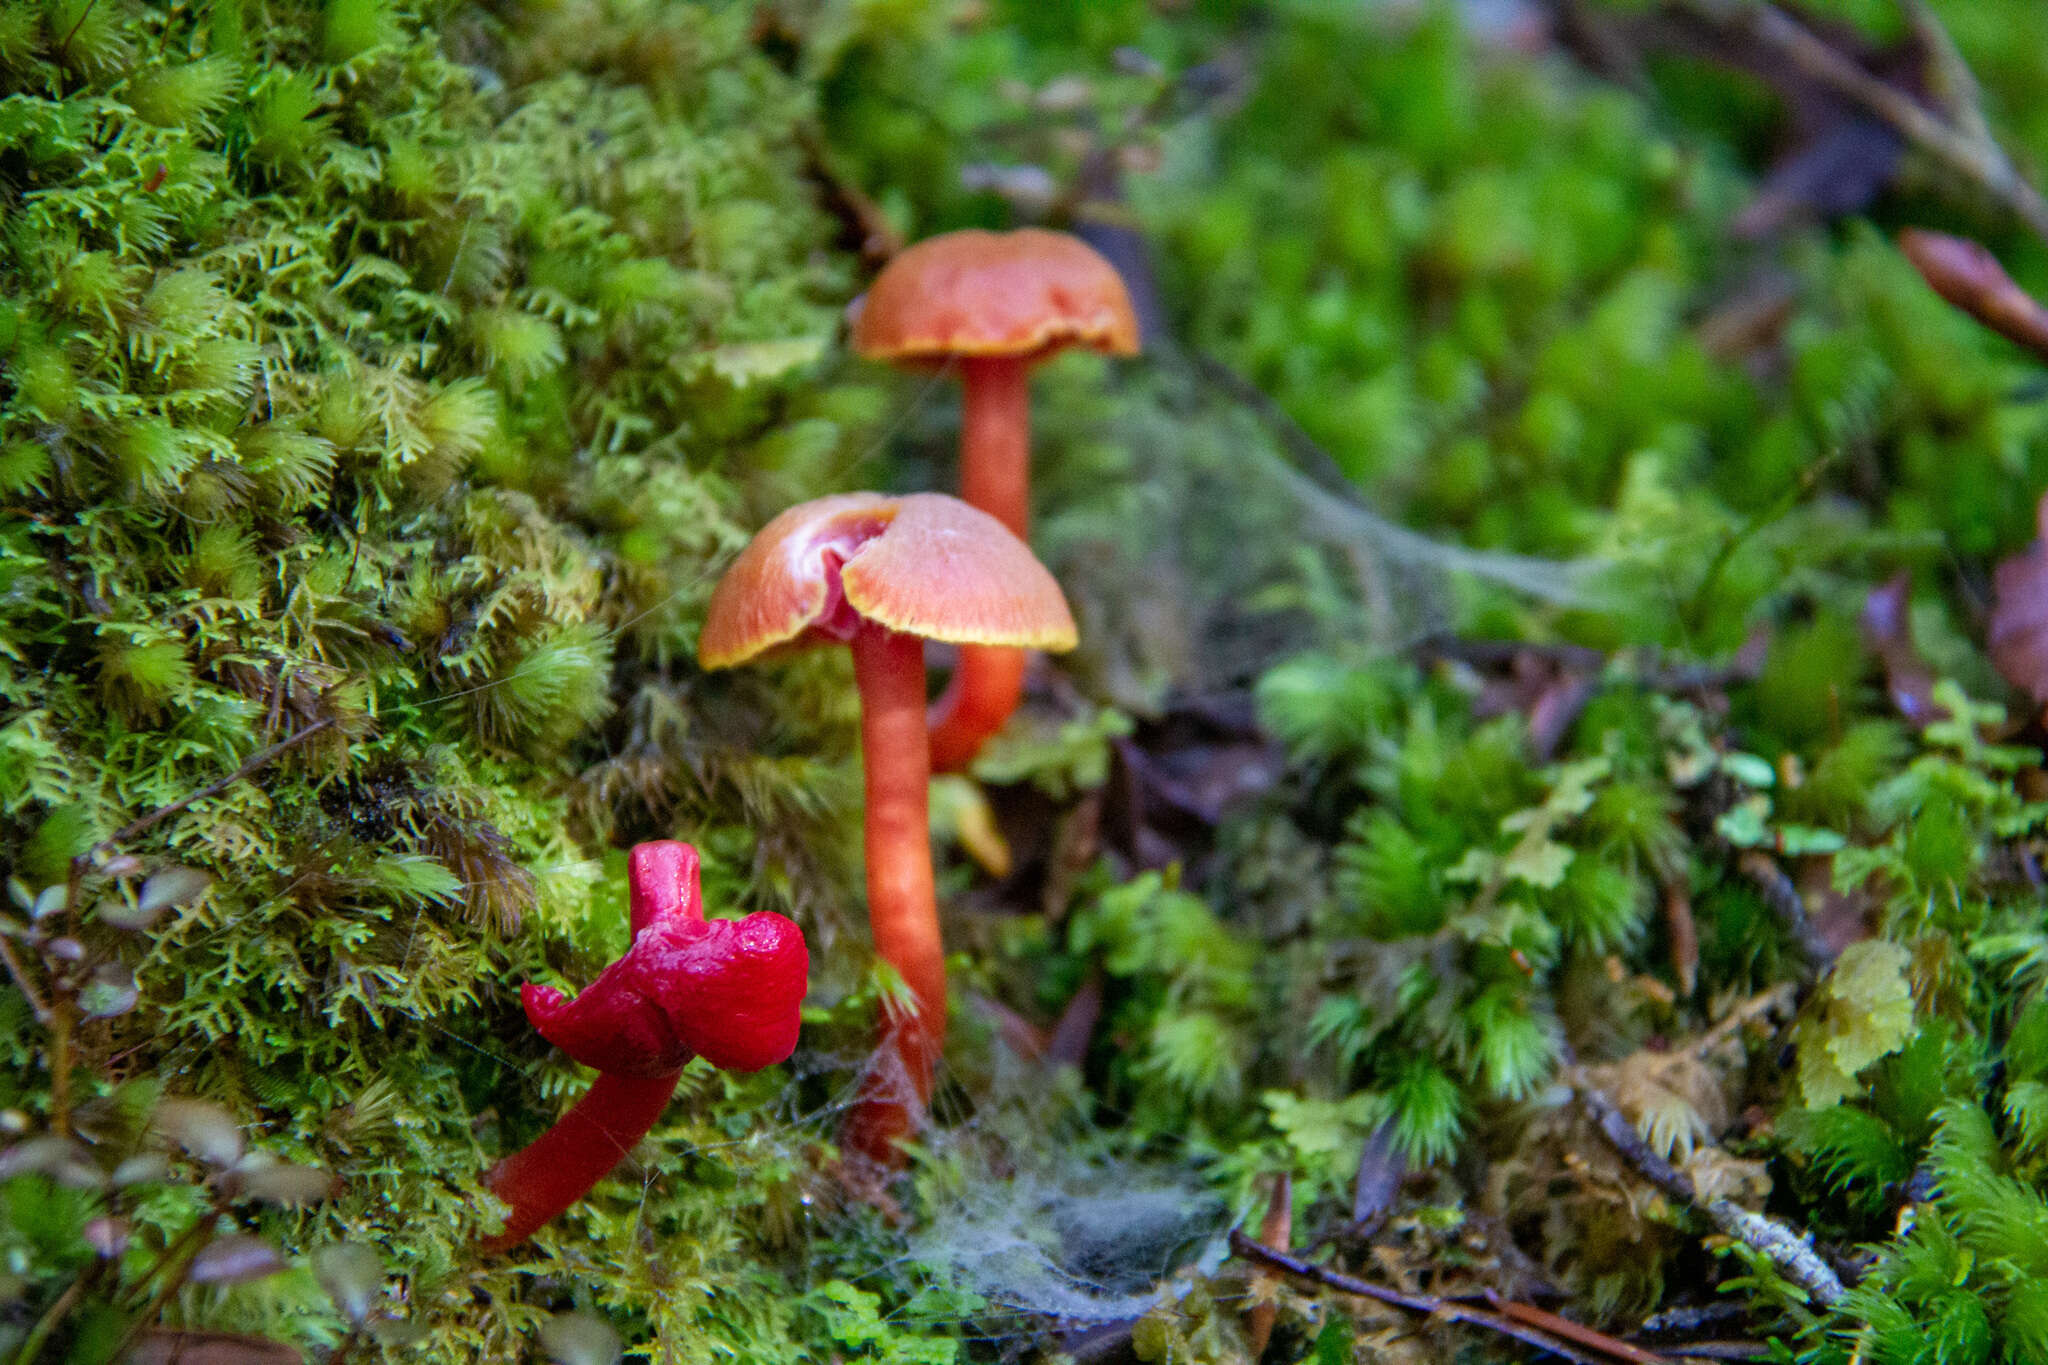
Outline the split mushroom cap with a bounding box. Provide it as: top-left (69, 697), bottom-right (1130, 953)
top-left (481, 840), bottom-right (808, 1251)
top-left (849, 229), bottom-right (1139, 365)
top-left (698, 491), bottom-right (1078, 668)
top-left (521, 841), bottom-right (809, 1077)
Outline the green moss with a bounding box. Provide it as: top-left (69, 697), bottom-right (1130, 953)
top-left (0, 0), bottom-right (886, 1354)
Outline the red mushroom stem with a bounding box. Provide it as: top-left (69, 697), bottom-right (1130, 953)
top-left (478, 841), bottom-right (806, 1249)
top-left (847, 622), bottom-right (946, 1161)
top-left (480, 1070), bottom-right (680, 1253)
top-left (928, 356), bottom-right (1033, 773)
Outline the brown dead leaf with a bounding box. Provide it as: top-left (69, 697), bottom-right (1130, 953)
top-left (1991, 491), bottom-right (2048, 706)
top-left (1860, 571), bottom-right (1943, 725)
top-left (1899, 228), bottom-right (2048, 360)
top-left (128, 1331), bottom-right (303, 1365)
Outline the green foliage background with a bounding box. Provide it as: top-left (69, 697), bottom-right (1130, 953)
top-left (9, 0), bottom-right (2048, 1359)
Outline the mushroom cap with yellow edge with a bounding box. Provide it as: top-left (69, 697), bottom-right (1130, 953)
top-left (849, 229), bottom-right (1140, 365)
top-left (698, 492), bottom-right (1079, 670)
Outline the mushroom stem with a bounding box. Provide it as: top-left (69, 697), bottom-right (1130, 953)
top-left (929, 356), bottom-right (1034, 772)
top-left (480, 1069), bottom-right (681, 1252)
top-left (928, 645), bottom-right (1030, 774)
top-left (958, 356), bottom-right (1031, 537)
top-left (847, 622), bottom-right (945, 1161)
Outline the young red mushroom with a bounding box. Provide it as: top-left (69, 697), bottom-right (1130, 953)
top-left (850, 229), bottom-right (1137, 772)
top-left (481, 840), bottom-right (807, 1251)
top-left (697, 492), bottom-right (1075, 1163)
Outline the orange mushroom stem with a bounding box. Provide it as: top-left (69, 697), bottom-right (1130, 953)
top-left (957, 356), bottom-right (1033, 538)
top-left (699, 493), bottom-right (1076, 1164)
top-left (847, 622), bottom-right (944, 1156)
top-left (852, 230), bottom-right (1137, 772)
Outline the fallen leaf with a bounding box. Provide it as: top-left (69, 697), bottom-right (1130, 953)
top-left (1734, 117), bottom-right (1902, 239)
top-left (188, 1233), bottom-right (287, 1285)
top-left (312, 1242), bottom-right (384, 1325)
top-left (128, 1332), bottom-right (302, 1365)
top-left (1899, 228), bottom-right (2048, 359)
top-left (154, 1098), bottom-right (244, 1168)
top-left (540, 1311), bottom-right (622, 1365)
top-left (1860, 571), bottom-right (1943, 724)
top-left (1990, 491), bottom-right (2048, 705)
top-left (1350, 1119), bottom-right (1406, 1234)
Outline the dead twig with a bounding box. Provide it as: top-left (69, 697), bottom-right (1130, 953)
top-left (1481, 1292), bottom-right (1678, 1365)
top-left (1228, 1230), bottom-right (1673, 1364)
top-left (1735, 849), bottom-right (1834, 971)
top-left (1572, 1079), bottom-right (1847, 1308)
top-left (30, 715), bottom-right (339, 1133)
top-left (794, 122), bottom-right (902, 271)
top-left (0, 934), bottom-right (50, 1023)
top-left (63, 716), bottom-right (338, 916)
top-left (1676, 0), bottom-right (2048, 243)
top-left (1413, 635), bottom-right (1766, 698)
top-left (1243, 1174), bottom-right (1292, 1358)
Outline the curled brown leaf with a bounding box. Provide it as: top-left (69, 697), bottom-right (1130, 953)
top-left (1899, 228), bottom-right (2048, 360)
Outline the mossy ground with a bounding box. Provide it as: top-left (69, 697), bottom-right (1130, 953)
top-left (8, 0), bottom-right (2048, 1361)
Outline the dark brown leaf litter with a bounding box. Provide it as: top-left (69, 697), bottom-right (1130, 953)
top-left (1991, 491), bottom-right (2048, 708)
top-left (1859, 571), bottom-right (1944, 725)
top-left (1107, 690), bottom-right (1287, 874)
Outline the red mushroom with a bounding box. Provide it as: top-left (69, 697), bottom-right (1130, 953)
top-left (698, 493), bottom-right (1075, 1163)
top-left (480, 840), bottom-right (807, 1251)
top-left (850, 229), bottom-right (1137, 772)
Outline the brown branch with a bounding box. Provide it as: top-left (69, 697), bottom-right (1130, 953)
top-left (1228, 1231), bottom-right (1670, 1365)
top-left (1677, 0), bottom-right (2048, 243)
top-left (64, 716), bottom-right (338, 916)
top-left (47, 1000), bottom-right (73, 1136)
top-left (1482, 1293), bottom-right (1678, 1365)
top-left (1573, 1079), bottom-right (1847, 1307)
top-left (0, 934), bottom-right (50, 1023)
top-left (1734, 849), bottom-right (1834, 971)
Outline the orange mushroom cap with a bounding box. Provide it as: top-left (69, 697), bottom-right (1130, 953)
top-left (849, 229), bottom-right (1140, 365)
top-left (698, 492), bottom-right (1078, 670)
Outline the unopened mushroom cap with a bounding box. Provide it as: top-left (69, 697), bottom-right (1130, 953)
top-left (698, 492), bottom-right (1077, 669)
top-left (850, 229), bottom-right (1140, 364)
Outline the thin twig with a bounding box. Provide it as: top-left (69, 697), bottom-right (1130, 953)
top-left (1735, 849), bottom-right (1834, 971)
top-left (64, 716), bottom-right (337, 915)
top-left (10, 1272), bottom-right (86, 1365)
top-left (1573, 1080), bottom-right (1847, 1307)
top-left (1902, 0), bottom-right (1989, 144)
top-left (1677, 0), bottom-right (2048, 243)
top-left (54, 0), bottom-right (100, 56)
top-left (48, 1000), bottom-right (73, 1135)
top-left (1412, 635), bottom-right (1765, 697)
top-left (106, 1195), bottom-right (235, 1364)
top-left (0, 934), bottom-right (50, 1022)
top-left (1228, 1230), bottom-right (1666, 1364)
top-left (1482, 1292), bottom-right (1678, 1365)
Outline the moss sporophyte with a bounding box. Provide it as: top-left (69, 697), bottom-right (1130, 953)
top-left (480, 842), bottom-right (807, 1251)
